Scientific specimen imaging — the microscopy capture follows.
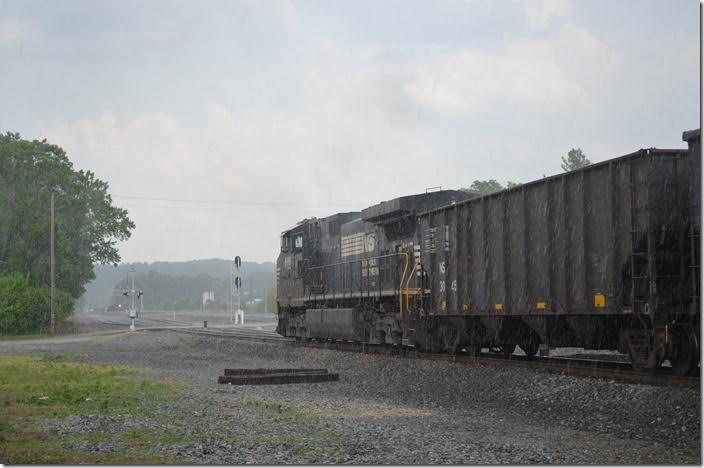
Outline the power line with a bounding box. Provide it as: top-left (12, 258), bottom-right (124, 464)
top-left (120, 204), bottom-right (344, 213)
top-left (113, 194), bottom-right (370, 208)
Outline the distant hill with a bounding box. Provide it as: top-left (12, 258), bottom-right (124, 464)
top-left (81, 259), bottom-right (275, 309)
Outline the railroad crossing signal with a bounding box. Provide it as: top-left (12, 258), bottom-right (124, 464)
top-left (123, 267), bottom-right (143, 331)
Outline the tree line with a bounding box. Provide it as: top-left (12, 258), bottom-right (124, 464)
top-left (0, 133), bottom-right (134, 334)
top-left (462, 148), bottom-right (590, 195)
top-left (109, 270), bottom-right (274, 313)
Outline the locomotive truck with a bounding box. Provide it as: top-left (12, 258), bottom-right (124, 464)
top-left (276, 129), bottom-right (701, 375)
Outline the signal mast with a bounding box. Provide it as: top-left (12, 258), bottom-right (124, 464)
top-left (229, 256), bottom-right (244, 324)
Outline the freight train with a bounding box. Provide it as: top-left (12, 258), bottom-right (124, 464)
top-left (276, 129), bottom-right (701, 375)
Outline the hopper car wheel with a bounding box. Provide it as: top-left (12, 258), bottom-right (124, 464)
top-left (465, 340), bottom-right (481, 356)
top-left (520, 341), bottom-right (540, 357)
top-left (499, 344), bottom-right (516, 357)
top-left (443, 330), bottom-right (463, 355)
top-left (670, 325), bottom-right (699, 376)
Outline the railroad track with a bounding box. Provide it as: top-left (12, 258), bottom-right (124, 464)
top-left (166, 326), bottom-right (288, 343)
top-left (88, 318), bottom-right (699, 389)
top-left (90, 316), bottom-right (284, 341)
top-left (295, 339), bottom-right (700, 389)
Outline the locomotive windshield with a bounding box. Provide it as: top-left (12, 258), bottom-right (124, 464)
top-left (294, 235), bottom-right (304, 250)
top-left (280, 234), bottom-right (290, 253)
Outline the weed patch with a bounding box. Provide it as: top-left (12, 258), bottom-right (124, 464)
top-left (0, 355), bottom-right (183, 464)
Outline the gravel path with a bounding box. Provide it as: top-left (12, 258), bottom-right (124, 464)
top-left (1, 329), bottom-right (700, 464)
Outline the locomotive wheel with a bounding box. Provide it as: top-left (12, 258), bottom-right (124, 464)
top-left (670, 325), bottom-right (699, 376)
top-left (520, 341), bottom-right (540, 357)
top-left (391, 331), bottom-right (403, 346)
top-left (499, 344), bottom-right (516, 357)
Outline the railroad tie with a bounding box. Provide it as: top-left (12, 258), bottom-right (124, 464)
top-left (217, 368), bottom-right (339, 385)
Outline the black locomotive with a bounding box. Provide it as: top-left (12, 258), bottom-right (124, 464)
top-left (276, 129), bottom-right (701, 375)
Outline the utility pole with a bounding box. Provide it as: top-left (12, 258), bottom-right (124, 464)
top-left (50, 190), bottom-right (56, 335)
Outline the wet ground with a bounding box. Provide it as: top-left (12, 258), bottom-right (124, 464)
top-left (0, 311), bottom-right (700, 464)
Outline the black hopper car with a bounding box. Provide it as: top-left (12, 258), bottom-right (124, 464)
top-left (276, 129), bottom-right (701, 375)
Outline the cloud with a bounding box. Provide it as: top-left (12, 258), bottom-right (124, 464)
top-left (39, 112), bottom-right (197, 190)
top-left (142, 30), bottom-right (168, 44)
top-left (26, 1), bottom-right (694, 263)
top-left (402, 21), bottom-right (611, 118)
top-left (37, 18), bottom-right (616, 215)
top-left (0, 18), bottom-right (29, 46)
top-left (523, 0), bottom-right (573, 31)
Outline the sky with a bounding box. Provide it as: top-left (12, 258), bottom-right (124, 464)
top-left (0, 0), bottom-right (700, 264)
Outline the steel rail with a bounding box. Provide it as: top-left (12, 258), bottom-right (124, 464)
top-left (293, 339), bottom-right (700, 389)
top-left (89, 319), bottom-right (699, 389)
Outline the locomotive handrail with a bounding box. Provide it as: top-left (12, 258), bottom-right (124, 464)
top-left (399, 252), bottom-right (409, 319)
top-left (306, 252), bottom-right (411, 316)
top-left (404, 262), bottom-right (419, 315)
top-left (308, 252), bottom-right (406, 269)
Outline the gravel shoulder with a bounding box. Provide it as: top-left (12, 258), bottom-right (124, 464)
top-left (0, 329), bottom-right (700, 464)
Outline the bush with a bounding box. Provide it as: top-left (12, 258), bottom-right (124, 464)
top-left (0, 273), bottom-right (74, 335)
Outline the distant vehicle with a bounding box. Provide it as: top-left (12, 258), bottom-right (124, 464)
top-left (105, 304), bottom-right (124, 312)
top-left (276, 128), bottom-right (701, 376)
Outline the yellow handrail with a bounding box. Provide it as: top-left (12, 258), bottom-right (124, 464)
top-left (404, 262), bottom-right (418, 315)
top-left (398, 252), bottom-right (409, 319)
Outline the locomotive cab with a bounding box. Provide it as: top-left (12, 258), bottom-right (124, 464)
top-left (276, 219), bottom-right (324, 335)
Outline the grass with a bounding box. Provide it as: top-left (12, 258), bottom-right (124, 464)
top-left (0, 333), bottom-right (49, 341)
top-left (0, 354), bottom-right (187, 464)
top-left (0, 354), bottom-right (358, 463)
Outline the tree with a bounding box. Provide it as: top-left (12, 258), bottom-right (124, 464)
top-left (0, 273), bottom-right (73, 334)
top-left (561, 148), bottom-right (591, 172)
top-left (0, 132), bottom-right (135, 300)
top-left (461, 179), bottom-right (521, 196)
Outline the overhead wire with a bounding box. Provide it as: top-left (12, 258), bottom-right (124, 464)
top-left (112, 194), bottom-right (371, 208)
top-left (119, 204), bottom-right (338, 214)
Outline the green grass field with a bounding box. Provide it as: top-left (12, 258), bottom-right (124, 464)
top-left (0, 353), bottom-right (186, 464)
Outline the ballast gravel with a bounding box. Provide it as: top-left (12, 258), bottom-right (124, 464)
top-left (2, 326), bottom-right (700, 464)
